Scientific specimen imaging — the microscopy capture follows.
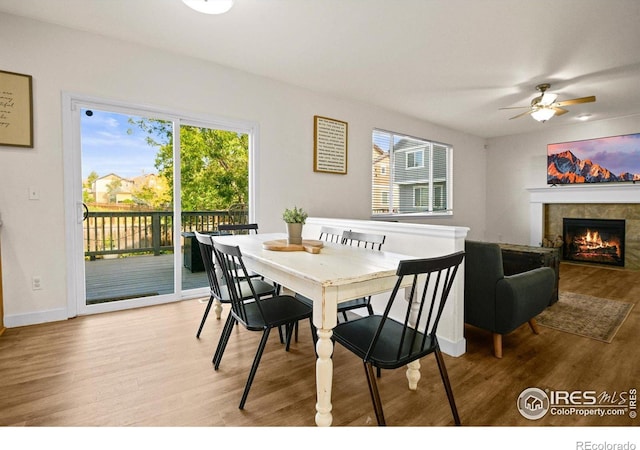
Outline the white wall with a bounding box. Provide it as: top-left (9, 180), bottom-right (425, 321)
top-left (0, 13), bottom-right (487, 326)
top-left (485, 115), bottom-right (640, 245)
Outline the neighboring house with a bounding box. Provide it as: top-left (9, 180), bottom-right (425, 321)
top-left (372, 144), bottom-right (394, 213)
top-left (92, 173), bottom-right (135, 204)
top-left (89, 173), bottom-right (168, 207)
top-left (392, 138), bottom-right (448, 213)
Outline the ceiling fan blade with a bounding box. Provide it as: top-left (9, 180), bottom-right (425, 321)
top-left (499, 105), bottom-right (530, 110)
top-left (554, 96), bottom-right (596, 107)
top-left (509, 110), bottom-right (533, 120)
top-left (553, 107), bottom-right (569, 116)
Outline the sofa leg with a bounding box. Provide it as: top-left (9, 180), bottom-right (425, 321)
top-left (528, 318), bottom-right (540, 334)
top-left (492, 333), bottom-right (503, 358)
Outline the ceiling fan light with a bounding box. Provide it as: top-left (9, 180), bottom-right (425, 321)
top-left (539, 93), bottom-right (557, 106)
top-left (531, 107), bottom-right (556, 122)
top-left (182, 0), bottom-right (234, 14)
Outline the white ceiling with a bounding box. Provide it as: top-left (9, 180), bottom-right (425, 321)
top-left (2, 0), bottom-right (640, 138)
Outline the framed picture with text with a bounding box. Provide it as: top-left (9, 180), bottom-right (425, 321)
top-left (0, 70), bottom-right (34, 148)
top-left (314, 115), bottom-right (348, 174)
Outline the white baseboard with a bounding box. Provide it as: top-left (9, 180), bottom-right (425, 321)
top-left (438, 335), bottom-right (466, 357)
top-left (4, 308), bottom-right (69, 328)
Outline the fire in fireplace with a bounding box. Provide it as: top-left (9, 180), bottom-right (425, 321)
top-left (563, 218), bottom-right (625, 267)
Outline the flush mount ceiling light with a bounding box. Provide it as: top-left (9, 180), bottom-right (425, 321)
top-left (182, 0), bottom-right (234, 15)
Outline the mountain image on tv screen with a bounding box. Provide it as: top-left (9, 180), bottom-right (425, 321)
top-left (547, 133), bottom-right (640, 184)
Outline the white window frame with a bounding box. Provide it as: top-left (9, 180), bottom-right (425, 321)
top-left (413, 186), bottom-right (428, 207)
top-left (433, 184), bottom-right (445, 210)
top-left (406, 149), bottom-right (424, 169)
top-left (371, 129), bottom-right (453, 219)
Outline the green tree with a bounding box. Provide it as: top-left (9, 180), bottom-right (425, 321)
top-left (85, 171), bottom-right (99, 189)
top-left (83, 171), bottom-right (99, 203)
top-left (132, 176), bottom-right (171, 209)
top-left (131, 119), bottom-right (248, 211)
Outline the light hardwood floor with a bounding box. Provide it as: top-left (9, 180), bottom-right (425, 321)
top-left (0, 263), bottom-right (638, 428)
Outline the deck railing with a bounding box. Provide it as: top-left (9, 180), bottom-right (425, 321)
top-left (84, 209), bottom-right (247, 259)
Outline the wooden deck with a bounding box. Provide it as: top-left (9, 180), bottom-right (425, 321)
top-left (85, 253), bottom-right (208, 303)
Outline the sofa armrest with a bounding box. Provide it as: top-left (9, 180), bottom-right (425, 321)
top-left (494, 267), bottom-right (555, 334)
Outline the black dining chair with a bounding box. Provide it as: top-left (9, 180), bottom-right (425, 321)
top-left (211, 240), bottom-right (314, 409)
top-left (293, 229), bottom-right (387, 351)
top-left (218, 223), bottom-right (259, 235)
top-left (296, 229), bottom-right (386, 322)
top-left (332, 251), bottom-right (465, 426)
top-left (318, 225), bottom-right (345, 243)
top-left (194, 231), bottom-right (277, 338)
top-left (217, 223), bottom-right (265, 281)
top-left (341, 229), bottom-right (386, 250)
top-left (336, 230), bottom-right (386, 321)
top-left (226, 203), bottom-right (248, 225)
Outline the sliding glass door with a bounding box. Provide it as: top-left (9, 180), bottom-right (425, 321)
top-left (63, 95), bottom-right (254, 316)
top-left (80, 108), bottom-right (180, 306)
top-left (179, 124), bottom-right (250, 289)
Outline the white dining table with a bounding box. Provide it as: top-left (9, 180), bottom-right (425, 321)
top-left (212, 232), bottom-right (416, 426)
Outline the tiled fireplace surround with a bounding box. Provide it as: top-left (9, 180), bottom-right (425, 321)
top-left (528, 185), bottom-right (640, 270)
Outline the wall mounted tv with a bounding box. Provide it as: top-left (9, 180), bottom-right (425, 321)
top-left (547, 132), bottom-right (640, 185)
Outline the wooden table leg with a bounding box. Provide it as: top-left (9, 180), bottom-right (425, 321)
top-left (406, 360), bottom-right (421, 390)
top-left (315, 328), bottom-right (334, 426)
top-left (213, 299), bottom-right (223, 320)
top-left (405, 286), bottom-right (422, 390)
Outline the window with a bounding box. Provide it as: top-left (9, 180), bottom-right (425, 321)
top-left (406, 150), bottom-right (424, 169)
top-left (372, 129), bottom-right (452, 216)
top-left (414, 186), bottom-right (428, 207)
top-left (381, 191), bottom-right (389, 205)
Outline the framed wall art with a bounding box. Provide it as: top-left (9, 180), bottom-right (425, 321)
top-left (314, 115), bottom-right (348, 174)
top-left (0, 70), bottom-right (34, 148)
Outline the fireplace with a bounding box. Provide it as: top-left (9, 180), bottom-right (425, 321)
top-left (563, 218), bottom-right (625, 267)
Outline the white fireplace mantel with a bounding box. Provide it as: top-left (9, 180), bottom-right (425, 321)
top-left (527, 185), bottom-right (640, 246)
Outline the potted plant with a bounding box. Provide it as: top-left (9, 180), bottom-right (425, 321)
top-left (282, 206), bottom-right (308, 245)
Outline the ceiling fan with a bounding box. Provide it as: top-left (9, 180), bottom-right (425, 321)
top-left (500, 83), bottom-right (596, 122)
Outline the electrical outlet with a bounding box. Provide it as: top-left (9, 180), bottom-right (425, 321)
top-left (32, 276), bottom-right (42, 290)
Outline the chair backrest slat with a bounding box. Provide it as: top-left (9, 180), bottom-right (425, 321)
top-left (212, 239), bottom-right (266, 327)
top-left (218, 223), bottom-right (259, 235)
top-left (366, 252), bottom-right (465, 365)
top-left (341, 230), bottom-right (386, 250)
top-left (318, 226), bottom-right (344, 243)
top-left (194, 231), bottom-right (223, 299)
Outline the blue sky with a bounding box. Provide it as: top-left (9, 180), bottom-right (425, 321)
top-left (548, 133), bottom-right (640, 175)
top-left (81, 109), bottom-right (168, 180)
